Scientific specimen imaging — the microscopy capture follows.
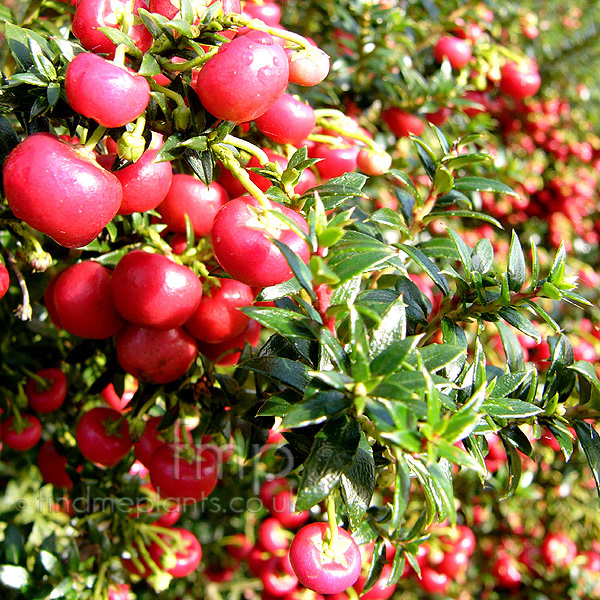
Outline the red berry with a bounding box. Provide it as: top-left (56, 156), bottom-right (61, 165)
top-left (356, 148), bottom-right (392, 176)
top-left (76, 406), bottom-right (132, 467)
top-left (0, 263), bottom-right (9, 299)
top-left (111, 250), bottom-right (203, 330)
top-left (53, 261), bottom-right (124, 339)
top-left (433, 36), bottom-right (473, 69)
top-left (381, 108), bottom-right (425, 138)
top-left (185, 278), bottom-right (254, 344)
top-left (197, 318), bottom-right (262, 366)
top-left (499, 61), bottom-right (541, 100)
top-left (149, 443), bottom-right (219, 504)
top-left (255, 93), bottom-right (316, 146)
top-left (116, 324), bottom-right (198, 384)
top-left (112, 148), bottom-right (173, 215)
top-left (3, 415), bottom-right (42, 451)
top-left (211, 197), bottom-right (310, 288)
top-left (2, 133), bottom-right (122, 248)
top-left (65, 53), bottom-right (150, 128)
top-left (26, 368), bottom-right (67, 413)
top-left (286, 46), bottom-right (330, 87)
top-left (194, 31), bottom-right (289, 123)
top-left (37, 439), bottom-right (73, 489)
top-left (72, 0), bottom-right (153, 57)
top-left (289, 522), bottom-right (362, 595)
top-left (540, 532), bottom-right (578, 569)
top-left (492, 553), bottom-right (522, 590)
top-left (157, 174), bottom-right (228, 238)
top-left (148, 527), bottom-right (202, 578)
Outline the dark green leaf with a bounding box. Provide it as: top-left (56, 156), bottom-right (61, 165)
top-left (500, 435), bottom-right (522, 499)
top-left (426, 210), bottom-right (502, 228)
top-left (2, 525), bottom-right (23, 566)
top-left (242, 306), bottom-right (316, 339)
top-left (296, 416), bottom-right (361, 511)
top-left (483, 397), bottom-right (543, 419)
top-left (489, 371), bottom-right (532, 399)
top-left (5, 23), bottom-right (34, 70)
top-left (496, 321), bottom-right (526, 373)
top-left (398, 244), bottom-right (450, 295)
top-left (361, 538), bottom-right (387, 594)
top-left (237, 357), bottom-right (311, 392)
top-left (443, 152), bottom-right (492, 170)
top-left (340, 432), bottom-right (376, 530)
top-left (282, 391), bottom-right (349, 428)
top-left (270, 239), bottom-right (316, 301)
top-left (96, 26), bottom-right (138, 50)
top-left (369, 297), bottom-right (407, 356)
top-left (572, 420), bottom-right (600, 506)
top-left (388, 168), bottom-right (421, 202)
top-left (370, 336), bottom-right (421, 377)
top-left (546, 421), bottom-right (574, 461)
top-left (415, 344), bottom-right (466, 374)
top-left (507, 230), bottom-right (526, 292)
top-left (411, 136), bottom-right (438, 180)
top-left (454, 176), bottom-right (519, 197)
top-left (367, 207), bottom-right (411, 236)
top-left (471, 238), bottom-right (494, 274)
top-left (498, 307), bottom-right (541, 343)
top-left (569, 360), bottom-right (600, 393)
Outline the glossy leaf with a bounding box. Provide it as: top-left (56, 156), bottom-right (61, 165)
top-left (453, 176), bottom-right (519, 197)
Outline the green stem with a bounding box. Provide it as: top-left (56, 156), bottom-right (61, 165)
top-left (83, 125), bottom-right (108, 151)
top-left (211, 143), bottom-right (271, 208)
top-left (314, 114), bottom-right (379, 151)
top-left (149, 81), bottom-right (188, 110)
top-left (158, 48), bottom-right (219, 72)
top-left (222, 135), bottom-right (270, 165)
top-left (326, 493), bottom-right (339, 548)
top-left (222, 13), bottom-right (314, 50)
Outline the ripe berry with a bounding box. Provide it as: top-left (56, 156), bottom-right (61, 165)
top-left (255, 93), bottom-right (316, 146)
top-left (3, 133), bottom-right (122, 248)
top-left (65, 53), bottom-right (151, 128)
top-left (381, 108), bottom-right (425, 138)
top-left (211, 197), bottom-right (310, 288)
top-left (433, 36), bottom-right (473, 69)
top-left (0, 263), bottom-right (9, 299)
top-left (499, 61), bottom-right (541, 100)
top-left (194, 31), bottom-right (289, 122)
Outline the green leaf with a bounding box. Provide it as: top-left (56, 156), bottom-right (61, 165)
top-left (296, 416), bottom-right (361, 511)
top-left (367, 207), bottom-right (411, 236)
top-left (426, 210), bottom-right (503, 229)
top-left (572, 420), bottom-right (600, 506)
top-left (282, 391), bottom-right (349, 428)
top-left (411, 136), bottom-right (438, 180)
top-left (522, 299), bottom-right (560, 332)
top-left (388, 168), bottom-right (421, 203)
top-left (442, 152), bottom-right (492, 170)
top-left (498, 307), bottom-right (541, 343)
top-left (340, 432), bottom-right (376, 530)
top-left (398, 244), bottom-right (450, 295)
top-left (471, 238), bottom-right (494, 274)
top-left (96, 26), bottom-right (138, 51)
top-left (237, 357), bottom-right (311, 392)
top-left (483, 397), bottom-right (543, 419)
top-left (496, 321), bottom-right (526, 372)
top-left (546, 421), bottom-right (574, 461)
top-left (242, 306), bottom-right (315, 339)
top-left (453, 176), bottom-right (519, 197)
top-left (28, 38), bottom-right (56, 80)
top-left (5, 23), bottom-right (34, 70)
top-left (415, 344), bottom-right (466, 374)
top-left (370, 336), bottom-right (421, 378)
top-left (0, 565), bottom-right (32, 589)
top-left (138, 52), bottom-right (161, 76)
top-left (499, 435), bottom-right (523, 499)
top-left (488, 371), bottom-right (532, 399)
top-left (507, 230), bottom-right (526, 292)
top-left (3, 525), bottom-right (24, 566)
top-left (270, 239), bottom-right (316, 301)
top-left (547, 241), bottom-right (567, 285)
top-left (38, 550), bottom-right (62, 578)
top-left (433, 164), bottom-right (454, 195)
top-left (369, 296), bottom-right (407, 357)
top-left (569, 361), bottom-right (600, 393)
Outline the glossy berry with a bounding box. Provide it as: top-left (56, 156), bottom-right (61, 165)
top-left (243, 0), bottom-right (281, 25)
top-left (157, 174), bottom-right (228, 238)
top-left (492, 553), bottom-right (522, 590)
top-left (2, 133), bottom-right (122, 248)
top-left (53, 261), bottom-right (124, 339)
top-left (354, 564), bottom-right (396, 600)
top-left (286, 46), bottom-right (330, 87)
top-left (194, 31), bottom-right (289, 122)
top-left (185, 278), bottom-right (254, 344)
top-left (288, 522), bottom-right (362, 594)
top-left (499, 61), bottom-right (541, 100)
top-left (381, 108), bottom-right (425, 138)
top-left (197, 318), bottom-right (261, 366)
top-left (111, 250), bottom-right (203, 330)
top-left (149, 527), bottom-right (202, 578)
top-left (116, 324), bottom-right (198, 384)
top-left (356, 148), bottom-right (393, 176)
top-left (65, 53), bottom-right (150, 128)
top-left (0, 263), bottom-right (9, 299)
top-left (76, 407), bottom-right (132, 467)
top-left (37, 439), bottom-right (73, 489)
top-left (112, 148), bottom-right (173, 215)
top-left (2, 415), bottom-right (42, 451)
top-left (255, 93), bottom-right (316, 146)
top-left (72, 0), bottom-right (153, 57)
top-left (433, 36), bottom-right (473, 69)
top-left (211, 197), bottom-right (310, 288)
top-left (133, 416), bottom-right (172, 468)
top-left (25, 368), bottom-right (67, 413)
top-left (540, 532), bottom-right (578, 569)
top-left (418, 567), bottom-right (450, 594)
top-left (311, 143), bottom-right (359, 180)
top-left (149, 442), bottom-right (219, 504)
